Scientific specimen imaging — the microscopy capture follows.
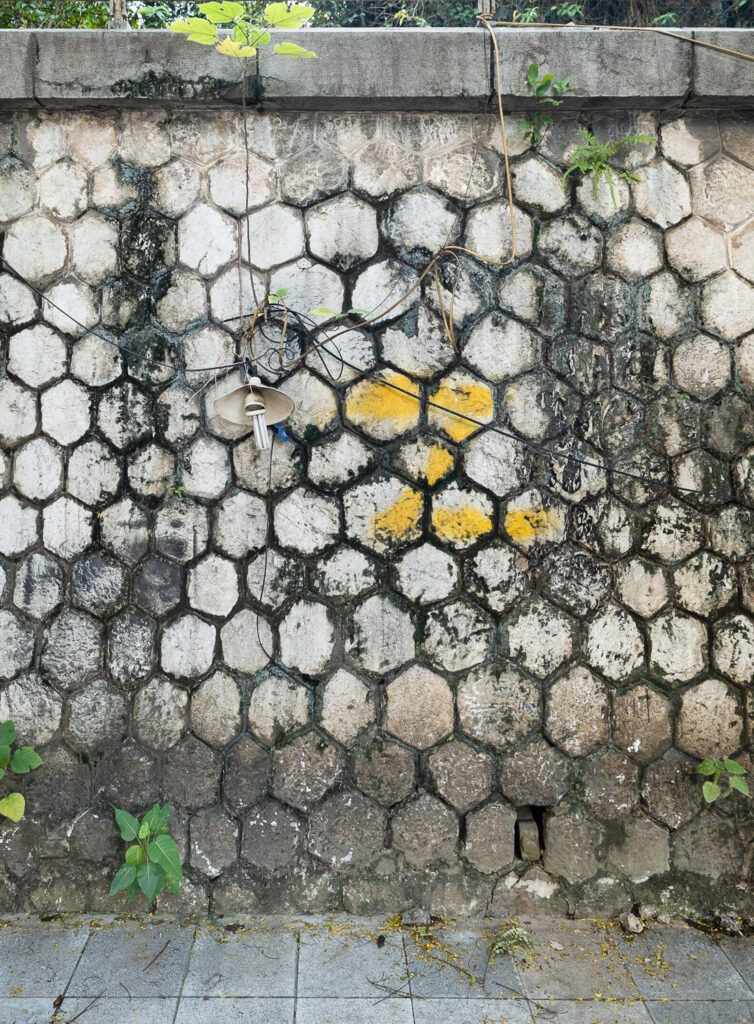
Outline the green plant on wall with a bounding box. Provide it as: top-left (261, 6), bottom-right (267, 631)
top-left (518, 62), bottom-right (576, 145)
top-left (110, 803), bottom-right (183, 906)
top-left (697, 756), bottom-right (750, 804)
top-left (561, 127), bottom-right (655, 205)
top-left (0, 720), bottom-right (43, 824)
top-left (169, 1), bottom-right (317, 58)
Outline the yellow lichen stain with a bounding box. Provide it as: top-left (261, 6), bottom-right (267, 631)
top-left (505, 506), bottom-right (561, 545)
top-left (345, 371), bottom-right (420, 434)
top-left (373, 487), bottom-right (423, 542)
top-left (432, 504), bottom-right (493, 544)
top-left (423, 445), bottom-right (454, 486)
top-left (429, 378), bottom-right (494, 442)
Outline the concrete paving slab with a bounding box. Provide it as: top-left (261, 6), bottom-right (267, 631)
top-left (647, 999), bottom-right (754, 1024)
top-left (516, 920), bottom-right (641, 1001)
top-left (531, 1000), bottom-right (653, 1023)
top-left (175, 996), bottom-right (295, 1023)
top-left (0, 999), bottom-right (61, 1024)
top-left (182, 924), bottom-right (297, 997)
top-left (0, 923), bottom-right (89, 998)
top-left (296, 996), bottom-right (414, 1023)
top-left (412, 995), bottom-right (534, 1023)
top-left (719, 936), bottom-right (754, 993)
top-left (67, 921), bottom-right (192, 998)
top-left (617, 927), bottom-right (752, 1000)
top-left (297, 921), bottom-right (407, 998)
top-left (404, 926), bottom-right (523, 999)
top-left (57, 997), bottom-right (179, 1022)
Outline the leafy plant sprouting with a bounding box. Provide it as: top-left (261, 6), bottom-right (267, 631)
top-left (517, 63), bottom-right (576, 146)
top-left (110, 803), bottom-right (183, 906)
top-left (0, 719), bottom-right (43, 824)
top-left (489, 922), bottom-right (534, 958)
top-left (169, 1), bottom-right (317, 59)
top-left (560, 127), bottom-right (655, 206)
top-left (697, 756), bottom-right (750, 804)
top-left (512, 3), bottom-right (583, 22)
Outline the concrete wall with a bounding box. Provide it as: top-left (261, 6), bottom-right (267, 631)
top-left (1, 29), bottom-right (754, 919)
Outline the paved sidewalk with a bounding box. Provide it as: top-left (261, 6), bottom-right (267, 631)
top-left (0, 914), bottom-right (753, 1023)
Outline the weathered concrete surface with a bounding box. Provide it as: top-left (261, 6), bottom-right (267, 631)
top-left (0, 27), bottom-right (751, 109)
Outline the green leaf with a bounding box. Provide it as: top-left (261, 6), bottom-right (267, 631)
top-left (216, 35), bottom-right (258, 57)
top-left (0, 721), bottom-right (16, 747)
top-left (0, 768), bottom-right (4, 781)
top-left (697, 758), bottom-right (717, 776)
top-left (109, 863), bottom-right (137, 896)
top-left (10, 746), bottom-right (42, 774)
top-left (273, 41), bottom-right (317, 58)
top-left (199, 1), bottom-right (245, 22)
top-left (125, 880), bottom-right (140, 904)
top-left (713, 758), bottom-right (726, 771)
top-left (138, 819), bottom-right (151, 840)
top-left (125, 844), bottom-right (145, 868)
top-left (147, 834), bottom-right (183, 881)
top-left (526, 62), bottom-right (539, 85)
top-left (0, 746), bottom-right (10, 769)
top-left (310, 306), bottom-right (337, 317)
top-left (0, 792), bottom-right (24, 822)
top-left (163, 874), bottom-right (182, 895)
top-left (725, 759), bottom-right (747, 775)
top-left (176, 16), bottom-right (219, 43)
top-left (703, 781), bottom-right (722, 803)
top-left (114, 807), bottom-right (141, 842)
top-left (137, 862), bottom-right (166, 905)
top-left (169, 17), bottom-right (192, 32)
top-left (142, 803), bottom-right (172, 835)
top-left (264, 2), bottom-right (315, 27)
top-left (731, 776), bottom-right (750, 796)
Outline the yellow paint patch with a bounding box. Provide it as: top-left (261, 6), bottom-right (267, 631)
top-left (373, 487), bottom-right (424, 542)
top-left (429, 377), bottom-right (494, 442)
top-left (505, 506), bottom-right (562, 544)
top-left (345, 371), bottom-right (420, 439)
top-left (423, 445), bottom-right (455, 486)
top-left (432, 505), bottom-right (493, 544)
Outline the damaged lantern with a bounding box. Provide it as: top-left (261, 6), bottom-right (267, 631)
top-left (213, 373), bottom-right (294, 450)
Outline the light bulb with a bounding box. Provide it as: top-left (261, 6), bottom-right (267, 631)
top-left (245, 392), bottom-right (270, 450)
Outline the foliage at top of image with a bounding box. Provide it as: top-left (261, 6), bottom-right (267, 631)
top-left (697, 756), bottom-right (750, 804)
top-left (109, 802), bottom-right (183, 906)
top-left (0, 719), bottom-right (43, 824)
top-left (561, 127), bottom-right (655, 205)
top-left (169, 1), bottom-right (317, 57)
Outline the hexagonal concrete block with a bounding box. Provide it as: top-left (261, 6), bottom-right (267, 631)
top-left (677, 678), bottom-right (743, 758)
top-left (346, 594), bottom-right (415, 675)
top-left (545, 665), bottom-right (609, 757)
top-left (386, 665), bottom-right (453, 750)
top-left (457, 663), bottom-right (540, 752)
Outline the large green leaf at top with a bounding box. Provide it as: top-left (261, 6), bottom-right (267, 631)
top-left (137, 862), bottom-right (165, 904)
top-left (114, 806), bottom-right (140, 842)
top-left (109, 863), bottom-right (137, 896)
top-left (170, 16), bottom-right (218, 43)
top-left (147, 834), bottom-right (183, 881)
top-left (0, 721), bottom-right (16, 747)
top-left (10, 746), bottom-right (42, 774)
top-left (142, 803), bottom-right (171, 835)
top-left (0, 793), bottom-right (24, 822)
top-left (199, 1), bottom-right (245, 22)
top-left (264, 2), bottom-right (314, 27)
top-left (273, 41), bottom-right (317, 57)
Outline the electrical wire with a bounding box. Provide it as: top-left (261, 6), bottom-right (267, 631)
top-left (0, 255), bottom-right (244, 375)
top-left (228, 303), bottom-right (708, 497)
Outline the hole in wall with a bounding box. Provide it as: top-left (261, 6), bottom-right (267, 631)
top-left (515, 805), bottom-right (548, 860)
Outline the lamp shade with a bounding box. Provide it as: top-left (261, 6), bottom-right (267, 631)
top-left (213, 376), bottom-right (295, 427)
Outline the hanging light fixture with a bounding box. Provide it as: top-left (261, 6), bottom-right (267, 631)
top-left (213, 374), bottom-right (295, 450)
